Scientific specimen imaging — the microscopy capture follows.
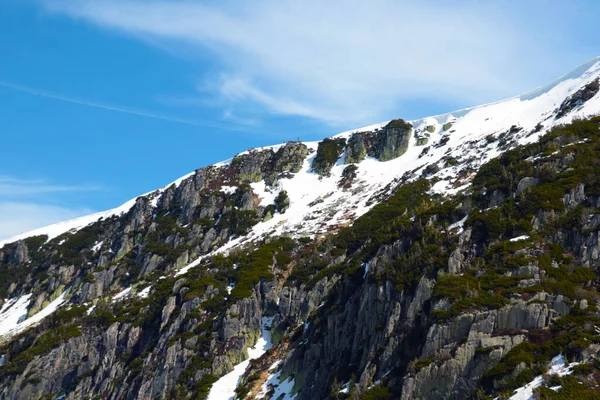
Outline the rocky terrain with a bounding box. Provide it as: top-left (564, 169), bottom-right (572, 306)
top-left (2, 58), bottom-right (600, 399)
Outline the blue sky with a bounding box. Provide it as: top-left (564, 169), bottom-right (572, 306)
top-left (0, 0), bottom-right (599, 239)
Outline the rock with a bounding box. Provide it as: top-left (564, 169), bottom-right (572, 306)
top-left (448, 248), bottom-right (464, 275)
top-left (442, 122), bottom-right (454, 131)
top-left (552, 295), bottom-right (571, 316)
top-left (9, 241), bottom-right (29, 264)
top-left (345, 133), bottom-right (368, 163)
top-left (563, 183), bottom-right (586, 209)
top-left (231, 149), bottom-right (273, 183)
top-left (516, 177), bottom-right (540, 194)
top-left (495, 301), bottom-right (557, 329)
top-left (375, 119), bottom-right (412, 161)
top-left (556, 78), bottom-right (599, 119)
top-left (160, 296), bottom-right (177, 330)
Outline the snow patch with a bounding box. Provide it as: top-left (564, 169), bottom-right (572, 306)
top-left (226, 284), bottom-right (235, 295)
top-left (137, 286), bottom-right (151, 299)
top-left (112, 287), bottom-right (132, 302)
top-left (0, 292), bottom-right (67, 339)
top-left (207, 317), bottom-right (274, 400)
top-left (508, 354), bottom-right (579, 400)
top-left (92, 240), bottom-right (104, 253)
top-left (220, 185), bottom-right (238, 195)
top-left (448, 216), bottom-right (468, 232)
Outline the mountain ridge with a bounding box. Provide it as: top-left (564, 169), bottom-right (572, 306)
top-left (2, 57), bottom-right (600, 400)
top-left (4, 56), bottom-right (600, 250)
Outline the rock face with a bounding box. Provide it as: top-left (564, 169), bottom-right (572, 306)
top-left (345, 132), bottom-right (377, 164)
top-left (231, 141), bottom-right (309, 185)
top-left (344, 119), bottom-right (413, 164)
top-left (556, 78), bottom-right (599, 119)
top-left (375, 119), bottom-right (412, 161)
top-left (0, 141), bottom-right (311, 305)
top-left (516, 176), bottom-right (540, 194)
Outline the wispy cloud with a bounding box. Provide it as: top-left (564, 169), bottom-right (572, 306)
top-left (0, 80), bottom-right (246, 130)
top-left (0, 176), bottom-right (100, 198)
top-left (38, 0), bottom-right (585, 126)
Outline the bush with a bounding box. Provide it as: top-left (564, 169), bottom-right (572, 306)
top-left (274, 190), bottom-right (290, 213)
top-left (312, 138), bottom-right (346, 176)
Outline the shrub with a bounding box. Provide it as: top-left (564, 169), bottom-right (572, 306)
top-left (312, 138), bottom-right (346, 176)
top-left (274, 190), bottom-right (290, 213)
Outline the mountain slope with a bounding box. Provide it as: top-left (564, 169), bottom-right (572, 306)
top-left (1, 58), bottom-right (600, 400)
top-left (3, 57), bottom-right (600, 249)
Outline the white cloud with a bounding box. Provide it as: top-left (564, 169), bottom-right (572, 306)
top-left (0, 202), bottom-right (93, 240)
top-left (39, 0), bottom-right (586, 126)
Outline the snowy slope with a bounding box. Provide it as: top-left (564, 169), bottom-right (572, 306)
top-left (0, 172), bottom-right (194, 248)
top-left (4, 57), bottom-right (600, 261)
top-left (0, 291), bottom-right (67, 340)
top-left (178, 56), bottom-right (600, 257)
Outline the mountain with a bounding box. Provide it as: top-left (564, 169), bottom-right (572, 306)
top-left (2, 58), bottom-right (600, 400)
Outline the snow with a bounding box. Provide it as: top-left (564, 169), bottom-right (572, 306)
top-left (258, 371), bottom-right (296, 400)
top-left (0, 295), bottom-right (31, 337)
top-left (205, 58), bottom-right (600, 249)
top-left (112, 287), bottom-right (132, 302)
top-left (0, 292), bottom-right (67, 339)
top-left (508, 354), bottom-right (579, 400)
top-left (257, 358), bottom-right (297, 400)
top-left (0, 196), bottom-right (138, 248)
top-left (92, 241), bottom-right (104, 253)
top-left (208, 317), bottom-right (274, 400)
top-left (339, 382), bottom-right (350, 394)
top-left (86, 305), bottom-right (96, 315)
top-left (448, 216), bottom-right (468, 232)
top-left (510, 235), bottom-right (530, 242)
top-left (175, 255), bottom-right (206, 277)
top-left (220, 185), bottom-right (238, 195)
top-left (137, 286), bottom-right (151, 299)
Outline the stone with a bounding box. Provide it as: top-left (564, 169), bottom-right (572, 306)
top-left (516, 177), bottom-right (540, 194)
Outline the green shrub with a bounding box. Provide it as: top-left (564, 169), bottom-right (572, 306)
top-left (313, 138), bottom-right (346, 176)
top-left (274, 190), bottom-right (290, 213)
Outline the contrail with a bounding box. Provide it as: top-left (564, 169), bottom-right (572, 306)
top-left (0, 80), bottom-right (232, 129)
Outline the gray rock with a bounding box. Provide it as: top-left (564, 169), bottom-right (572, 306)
top-left (516, 177), bottom-right (540, 194)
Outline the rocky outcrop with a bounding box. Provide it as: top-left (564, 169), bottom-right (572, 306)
top-left (344, 119), bottom-right (413, 164)
top-left (556, 78), bottom-right (599, 119)
top-left (375, 119), bottom-right (412, 161)
top-left (232, 142), bottom-right (309, 185)
top-left (345, 131), bottom-right (377, 164)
